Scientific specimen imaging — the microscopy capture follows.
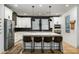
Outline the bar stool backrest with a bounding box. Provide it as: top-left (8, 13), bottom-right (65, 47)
top-left (44, 37), bottom-right (52, 42)
top-left (34, 37), bottom-right (42, 42)
top-left (23, 36), bottom-right (32, 42)
top-left (54, 36), bottom-right (62, 43)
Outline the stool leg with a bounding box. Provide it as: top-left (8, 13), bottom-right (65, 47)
top-left (23, 42), bottom-right (25, 52)
top-left (31, 41), bottom-right (33, 53)
top-left (60, 42), bottom-right (63, 53)
top-left (59, 42), bottom-right (63, 53)
top-left (50, 41), bottom-right (54, 53)
top-left (31, 42), bottom-right (33, 53)
top-left (58, 42), bottom-right (61, 52)
top-left (41, 41), bottom-right (44, 53)
top-left (53, 42), bottom-right (55, 53)
top-left (33, 42), bottom-right (35, 52)
top-left (50, 42), bottom-right (52, 50)
top-left (23, 42), bottom-right (25, 49)
top-left (59, 43), bottom-right (61, 51)
top-left (32, 41), bottom-right (35, 53)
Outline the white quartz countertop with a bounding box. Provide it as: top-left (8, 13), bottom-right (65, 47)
top-left (17, 32), bottom-right (62, 36)
top-left (15, 32), bottom-right (62, 42)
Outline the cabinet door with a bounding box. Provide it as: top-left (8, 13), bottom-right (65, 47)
top-left (41, 19), bottom-right (49, 30)
top-left (32, 19), bottom-right (40, 30)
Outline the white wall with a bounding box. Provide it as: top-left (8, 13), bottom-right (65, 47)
top-left (0, 5), bottom-right (4, 53)
top-left (16, 17), bottom-right (31, 28)
top-left (61, 7), bottom-right (77, 48)
top-left (4, 6), bottom-right (13, 20)
top-left (77, 6), bottom-right (79, 48)
top-left (0, 5), bottom-right (13, 53)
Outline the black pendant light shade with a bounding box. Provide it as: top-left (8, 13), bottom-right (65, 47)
top-left (49, 6), bottom-right (52, 21)
top-left (32, 5), bottom-right (35, 21)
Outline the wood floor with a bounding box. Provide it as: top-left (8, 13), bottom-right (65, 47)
top-left (2, 40), bottom-right (79, 54)
top-left (63, 42), bottom-right (79, 54)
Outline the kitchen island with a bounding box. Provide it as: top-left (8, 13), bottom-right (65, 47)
top-left (15, 32), bottom-right (63, 49)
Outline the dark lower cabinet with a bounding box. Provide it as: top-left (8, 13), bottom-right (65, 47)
top-left (14, 28), bottom-right (31, 32)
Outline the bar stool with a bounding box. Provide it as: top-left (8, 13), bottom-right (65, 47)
top-left (43, 37), bottom-right (53, 53)
top-left (23, 36), bottom-right (32, 53)
top-left (53, 36), bottom-right (63, 52)
top-left (33, 37), bottom-right (43, 53)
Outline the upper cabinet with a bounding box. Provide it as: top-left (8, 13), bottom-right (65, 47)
top-left (41, 19), bottom-right (49, 30)
top-left (16, 17), bottom-right (31, 28)
top-left (53, 17), bottom-right (61, 24)
top-left (4, 6), bottom-right (13, 20)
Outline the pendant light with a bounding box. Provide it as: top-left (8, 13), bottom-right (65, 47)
top-left (49, 5), bottom-right (52, 31)
top-left (32, 5), bottom-right (35, 21)
top-left (32, 5), bottom-right (35, 16)
top-left (49, 5), bottom-right (52, 21)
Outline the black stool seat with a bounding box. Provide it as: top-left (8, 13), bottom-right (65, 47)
top-left (44, 37), bottom-right (52, 42)
top-left (34, 37), bottom-right (42, 42)
top-left (53, 36), bottom-right (62, 43)
top-left (23, 36), bottom-right (32, 42)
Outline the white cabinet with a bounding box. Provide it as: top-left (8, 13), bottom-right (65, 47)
top-left (53, 17), bottom-right (61, 34)
top-left (16, 17), bottom-right (31, 28)
top-left (21, 18), bottom-right (31, 28)
top-left (4, 6), bottom-right (13, 20)
top-left (32, 19), bottom-right (40, 30)
top-left (41, 19), bottom-right (49, 30)
top-left (53, 17), bottom-right (61, 24)
top-left (50, 17), bottom-right (61, 33)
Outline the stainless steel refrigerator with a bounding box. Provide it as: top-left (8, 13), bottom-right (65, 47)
top-left (4, 19), bottom-right (14, 51)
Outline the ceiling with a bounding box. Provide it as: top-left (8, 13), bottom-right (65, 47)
top-left (6, 4), bottom-right (77, 16)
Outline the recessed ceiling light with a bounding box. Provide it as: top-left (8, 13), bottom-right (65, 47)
top-left (55, 13), bottom-right (60, 15)
top-left (23, 13), bottom-right (27, 15)
top-left (65, 4), bottom-right (69, 7)
top-left (14, 4), bottom-right (18, 7)
top-left (39, 4), bottom-right (42, 7)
